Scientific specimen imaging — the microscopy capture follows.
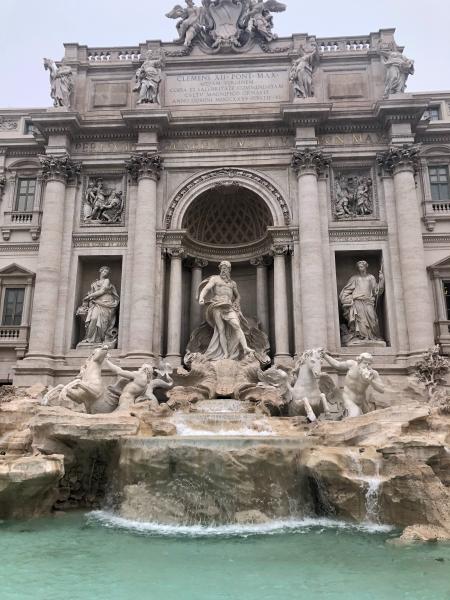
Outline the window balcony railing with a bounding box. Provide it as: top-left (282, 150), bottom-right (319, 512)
top-left (1, 210), bottom-right (41, 241)
top-left (0, 325), bottom-right (30, 358)
top-left (435, 321), bottom-right (450, 355)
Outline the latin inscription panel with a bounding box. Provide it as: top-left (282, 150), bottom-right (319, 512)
top-left (165, 70), bottom-right (289, 106)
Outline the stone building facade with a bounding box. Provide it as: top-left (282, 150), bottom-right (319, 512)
top-left (0, 11), bottom-right (449, 385)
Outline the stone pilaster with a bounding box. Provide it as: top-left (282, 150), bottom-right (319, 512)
top-left (292, 148), bottom-right (330, 349)
top-left (271, 245), bottom-right (290, 361)
top-left (125, 152), bottom-right (163, 359)
top-left (27, 154), bottom-right (81, 359)
top-left (166, 247), bottom-right (186, 366)
top-left (189, 258), bottom-right (208, 333)
top-left (250, 257), bottom-right (270, 335)
top-left (377, 145), bottom-right (434, 353)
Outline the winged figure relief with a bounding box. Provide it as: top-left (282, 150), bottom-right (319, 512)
top-left (242, 0), bottom-right (287, 41)
top-left (166, 1), bottom-right (207, 46)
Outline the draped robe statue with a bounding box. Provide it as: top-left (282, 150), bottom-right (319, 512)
top-left (339, 260), bottom-right (385, 347)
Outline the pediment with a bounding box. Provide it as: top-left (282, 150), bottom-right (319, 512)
top-left (0, 263), bottom-right (35, 277)
top-left (428, 256), bottom-right (450, 273)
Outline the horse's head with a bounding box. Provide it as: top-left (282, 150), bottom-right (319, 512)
top-left (296, 348), bottom-right (324, 379)
top-left (90, 344), bottom-right (110, 364)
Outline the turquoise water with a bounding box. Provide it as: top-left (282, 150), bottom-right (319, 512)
top-left (1, 513), bottom-right (450, 600)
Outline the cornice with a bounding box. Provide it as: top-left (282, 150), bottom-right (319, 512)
top-left (72, 233), bottom-right (128, 248)
top-left (329, 227), bottom-right (388, 242)
top-left (0, 242), bottom-right (39, 253)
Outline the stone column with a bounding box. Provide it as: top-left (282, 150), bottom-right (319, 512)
top-left (27, 154), bottom-right (80, 359)
top-left (250, 257), bottom-right (270, 334)
top-left (190, 258), bottom-right (208, 333)
top-left (272, 245), bottom-right (290, 361)
top-left (378, 145), bottom-right (434, 352)
top-left (292, 148), bottom-right (330, 350)
top-left (166, 248), bottom-right (185, 365)
top-left (125, 153), bottom-right (162, 359)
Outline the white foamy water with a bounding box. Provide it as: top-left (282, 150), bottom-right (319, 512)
top-left (174, 424), bottom-right (275, 437)
top-left (88, 511), bottom-right (394, 537)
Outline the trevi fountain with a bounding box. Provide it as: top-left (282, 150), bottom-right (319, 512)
top-left (0, 2), bottom-right (450, 599)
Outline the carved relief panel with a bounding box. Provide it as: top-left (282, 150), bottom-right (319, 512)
top-left (331, 167), bottom-right (378, 221)
top-left (81, 174), bottom-right (126, 227)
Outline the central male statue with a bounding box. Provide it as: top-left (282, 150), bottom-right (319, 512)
top-left (198, 261), bottom-right (254, 361)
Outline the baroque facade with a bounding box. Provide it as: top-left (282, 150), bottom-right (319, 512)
top-left (0, 6), bottom-right (450, 386)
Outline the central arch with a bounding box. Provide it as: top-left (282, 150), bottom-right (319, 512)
top-left (165, 168), bottom-right (291, 231)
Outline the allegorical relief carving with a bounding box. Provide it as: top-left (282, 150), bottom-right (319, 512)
top-left (166, 0), bottom-right (286, 52)
top-left (333, 171), bottom-right (374, 220)
top-left (76, 266), bottom-right (120, 348)
top-left (82, 177), bottom-right (125, 225)
top-left (43, 58), bottom-right (74, 109)
top-left (378, 43), bottom-right (414, 97)
top-left (289, 42), bottom-right (320, 99)
top-left (133, 50), bottom-right (165, 105)
top-left (0, 116), bottom-right (18, 131)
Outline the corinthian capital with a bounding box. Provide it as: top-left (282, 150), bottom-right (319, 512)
top-left (377, 144), bottom-right (421, 175)
top-left (291, 147), bottom-right (331, 176)
top-left (39, 153), bottom-right (81, 182)
top-left (126, 152), bottom-right (163, 182)
top-left (167, 247), bottom-right (186, 260)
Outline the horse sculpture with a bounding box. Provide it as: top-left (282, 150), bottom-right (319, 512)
top-left (288, 348), bottom-right (331, 421)
top-left (42, 345), bottom-right (118, 414)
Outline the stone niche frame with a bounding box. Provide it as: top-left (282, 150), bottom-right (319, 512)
top-left (330, 163), bottom-right (379, 223)
top-left (428, 256), bottom-right (450, 354)
top-left (165, 168), bottom-right (291, 232)
top-left (70, 255), bottom-right (123, 350)
top-left (333, 249), bottom-right (392, 352)
top-left (79, 171), bottom-right (127, 229)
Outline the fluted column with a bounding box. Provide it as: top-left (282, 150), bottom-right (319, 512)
top-left (28, 154), bottom-right (80, 358)
top-left (378, 145), bottom-right (434, 352)
top-left (125, 153), bottom-right (162, 359)
top-left (166, 248), bottom-right (185, 365)
top-left (272, 245), bottom-right (290, 360)
top-left (292, 148), bottom-right (330, 350)
top-left (190, 258), bottom-right (208, 333)
top-left (250, 257), bottom-right (270, 334)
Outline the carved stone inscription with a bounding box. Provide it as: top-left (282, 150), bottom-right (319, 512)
top-left (165, 71), bottom-right (289, 106)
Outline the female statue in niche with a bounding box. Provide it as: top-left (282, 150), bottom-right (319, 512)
top-left (43, 58), bottom-right (73, 109)
top-left (339, 260), bottom-right (385, 347)
top-left (77, 266), bottom-right (120, 348)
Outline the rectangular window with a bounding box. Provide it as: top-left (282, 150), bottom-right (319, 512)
top-left (2, 288), bottom-right (25, 326)
top-left (444, 281), bottom-right (450, 321)
top-left (423, 107), bottom-right (440, 121)
top-left (15, 178), bottom-right (36, 212)
top-left (429, 166), bottom-right (450, 201)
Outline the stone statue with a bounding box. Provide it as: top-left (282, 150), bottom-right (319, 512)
top-left (289, 43), bottom-right (320, 99)
top-left (323, 352), bottom-right (385, 417)
top-left (105, 359), bottom-right (174, 412)
top-left (166, 0), bottom-right (205, 47)
top-left (245, 0), bottom-right (286, 42)
top-left (42, 345), bottom-right (118, 414)
top-left (198, 261), bottom-right (254, 360)
top-left (339, 260), bottom-right (385, 346)
top-left (83, 179), bottom-right (124, 224)
top-left (77, 266), bottom-right (120, 348)
top-left (334, 174), bottom-right (373, 219)
top-left (43, 58), bottom-right (73, 109)
top-left (133, 51), bottom-right (164, 105)
top-left (379, 45), bottom-right (414, 97)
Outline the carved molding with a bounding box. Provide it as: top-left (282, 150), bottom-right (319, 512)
top-left (0, 243), bottom-right (39, 253)
top-left (423, 234), bottom-right (450, 246)
top-left (271, 244), bottom-right (292, 256)
top-left (167, 247), bottom-right (186, 260)
top-left (72, 233), bottom-right (128, 248)
top-left (291, 147), bottom-right (331, 176)
top-left (376, 144), bottom-right (421, 175)
top-left (165, 168), bottom-right (291, 229)
top-left (125, 152), bottom-right (162, 182)
top-left (329, 227), bottom-right (388, 242)
top-left (0, 117), bottom-right (18, 131)
top-left (39, 154), bottom-right (81, 182)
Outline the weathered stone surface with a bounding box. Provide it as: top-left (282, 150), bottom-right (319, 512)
top-left (0, 454), bottom-right (64, 519)
top-left (150, 421), bottom-right (177, 437)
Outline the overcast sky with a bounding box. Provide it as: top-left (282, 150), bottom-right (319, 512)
top-left (0, 0), bottom-right (449, 108)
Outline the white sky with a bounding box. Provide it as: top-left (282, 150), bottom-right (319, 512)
top-left (0, 0), bottom-right (449, 108)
